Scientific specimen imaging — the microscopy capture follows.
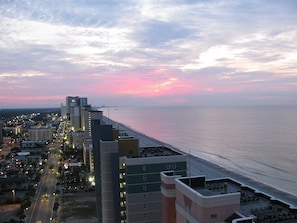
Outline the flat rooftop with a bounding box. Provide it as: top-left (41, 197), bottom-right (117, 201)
top-left (181, 177), bottom-right (240, 196)
top-left (138, 146), bottom-right (182, 157)
top-left (17, 152), bottom-right (30, 156)
top-left (180, 176), bottom-right (297, 222)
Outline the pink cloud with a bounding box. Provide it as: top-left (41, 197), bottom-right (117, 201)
top-left (82, 69), bottom-right (197, 97)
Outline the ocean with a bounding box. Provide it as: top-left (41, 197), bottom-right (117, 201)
top-left (101, 106), bottom-right (297, 196)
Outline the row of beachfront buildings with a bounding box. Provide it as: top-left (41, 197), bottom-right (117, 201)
top-left (62, 96), bottom-right (297, 223)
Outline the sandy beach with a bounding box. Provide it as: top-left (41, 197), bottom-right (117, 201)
top-left (111, 119), bottom-right (297, 207)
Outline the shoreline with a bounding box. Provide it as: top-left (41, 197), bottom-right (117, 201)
top-left (106, 117), bottom-right (297, 207)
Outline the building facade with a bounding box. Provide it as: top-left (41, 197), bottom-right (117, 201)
top-left (161, 173), bottom-right (257, 223)
top-left (98, 143), bottom-right (187, 223)
top-left (91, 118), bottom-right (187, 223)
top-left (175, 176), bottom-right (241, 223)
top-left (14, 151), bottom-right (42, 165)
top-left (66, 96), bottom-right (88, 115)
top-left (0, 121), bottom-right (3, 145)
top-left (28, 126), bottom-right (53, 141)
top-left (69, 130), bottom-right (84, 149)
top-left (3, 125), bottom-right (22, 135)
top-left (83, 138), bottom-right (94, 172)
top-left (83, 110), bottom-right (104, 173)
top-left (70, 106), bottom-right (81, 130)
top-left (81, 105), bottom-right (92, 132)
top-left (61, 103), bottom-right (67, 119)
top-left (66, 96), bottom-right (88, 130)
top-left (101, 140), bottom-right (120, 223)
top-left (120, 148), bottom-right (187, 223)
top-left (160, 171), bottom-right (182, 223)
top-left (91, 119), bottom-right (114, 223)
top-left (85, 110), bottom-right (103, 140)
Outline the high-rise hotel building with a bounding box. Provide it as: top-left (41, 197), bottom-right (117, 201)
top-left (119, 146), bottom-right (187, 223)
top-left (66, 96), bottom-right (88, 115)
top-left (91, 118), bottom-right (114, 222)
top-left (91, 119), bottom-right (187, 223)
top-left (66, 96), bottom-right (88, 130)
top-left (83, 110), bottom-right (103, 173)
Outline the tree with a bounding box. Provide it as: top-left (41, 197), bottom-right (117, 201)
top-left (53, 202), bottom-right (59, 212)
top-left (17, 208), bottom-right (26, 221)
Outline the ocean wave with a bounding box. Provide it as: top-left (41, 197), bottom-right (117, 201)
top-left (193, 149), bottom-right (297, 184)
top-left (251, 159), bottom-right (290, 173)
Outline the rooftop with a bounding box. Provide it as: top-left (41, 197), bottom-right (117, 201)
top-left (16, 152), bottom-right (30, 156)
top-left (179, 176), bottom-right (297, 222)
top-left (138, 146), bottom-right (182, 158)
top-left (180, 176), bottom-right (240, 196)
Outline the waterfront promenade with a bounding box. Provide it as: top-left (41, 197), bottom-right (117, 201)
top-left (105, 117), bottom-right (297, 207)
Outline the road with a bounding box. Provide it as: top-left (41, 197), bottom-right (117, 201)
top-left (26, 144), bottom-right (60, 223)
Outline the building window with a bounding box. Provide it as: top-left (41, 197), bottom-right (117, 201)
top-left (119, 182), bottom-right (126, 188)
top-left (144, 213), bottom-right (147, 219)
top-left (143, 185), bottom-right (147, 191)
top-left (143, 194), bottom-right (146, 200)
top-left (120, 192), bottom-right (126, 198)
top-left (142, 165), bottom-right (146, 171)
top-left (211, 214), bottom-right (217, 219)
top-left (143, 204), bottom-right (147, 209)
top-left (120, 163), bottom-right (126, 169)
top-left (172, 163), bottom-right (176, 169)
top-left (166, 164), bottom-right (171, 169)
top-left (143, 175), bottom-right (147, 181)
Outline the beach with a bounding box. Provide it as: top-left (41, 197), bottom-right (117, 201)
top-left (109, 118), bottom-right (297, 207)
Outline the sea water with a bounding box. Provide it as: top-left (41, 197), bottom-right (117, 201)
top-left (101, 106), bottom-right (297, 196)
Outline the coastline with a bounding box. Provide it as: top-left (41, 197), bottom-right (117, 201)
top-left (106, 117), bottom-right (297, 207)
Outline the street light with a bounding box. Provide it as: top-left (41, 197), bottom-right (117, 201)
top-left (12, 189), bottom-right (15, 203)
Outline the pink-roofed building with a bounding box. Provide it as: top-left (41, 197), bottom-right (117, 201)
top-left (161, 171), bottom-right (182, 223)
top-left (161, 171), bottom-right (254, 223)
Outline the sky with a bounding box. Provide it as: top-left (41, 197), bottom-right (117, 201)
top-left (0, 0), bottom-right (297, 108)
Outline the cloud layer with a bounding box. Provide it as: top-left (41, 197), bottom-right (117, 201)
top-left (1, 0), bottom-right (297, 107)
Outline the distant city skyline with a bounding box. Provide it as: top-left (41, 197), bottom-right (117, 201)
top-left (1, 0), bottom-right (297, 108)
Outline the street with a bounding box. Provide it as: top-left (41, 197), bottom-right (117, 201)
top-left (26, 144), bottom-right (60, 223)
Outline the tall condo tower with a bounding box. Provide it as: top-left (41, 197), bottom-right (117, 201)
top-left (91, 117), bottom-right (187, 223)
top-left (66, 96), bottom-right (88, 130)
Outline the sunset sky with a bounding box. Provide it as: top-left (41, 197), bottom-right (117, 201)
top-left (1, 0), bottom-right (297, 108)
